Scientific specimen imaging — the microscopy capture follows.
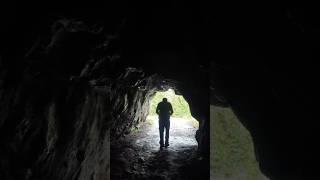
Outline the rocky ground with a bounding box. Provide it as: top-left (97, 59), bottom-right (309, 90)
top-left (111, 116), bottom-right (208, 180)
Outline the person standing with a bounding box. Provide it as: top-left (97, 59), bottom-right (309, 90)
top-left (156, 98), bottom-right (173, 148)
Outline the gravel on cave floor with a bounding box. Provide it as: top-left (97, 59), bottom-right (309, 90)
top-left (111, 117), bottom-right (208, 180)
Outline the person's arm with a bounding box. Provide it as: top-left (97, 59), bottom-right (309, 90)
top-left (156, 103), bottom-right (160, 114)
top-left (169, 103), bottom-right (173, 115)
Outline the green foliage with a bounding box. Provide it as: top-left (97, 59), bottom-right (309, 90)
top-left (149, 89), bottom-right (193, 118)
top-left (211, 105), bottom-right (268, 180)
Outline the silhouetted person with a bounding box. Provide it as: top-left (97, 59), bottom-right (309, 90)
top-left (156, 98), bottom-right (173, 148)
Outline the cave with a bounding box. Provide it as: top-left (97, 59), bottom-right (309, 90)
top-left (0, 2), bottom-right (210, 180)
top-left (1, 2), bottom-right (320, 180)
top-left (111, 88), bottom-right (205, 179)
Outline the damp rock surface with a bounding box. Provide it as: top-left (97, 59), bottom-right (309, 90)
top-left (211, 105), bottom-right (269, 180)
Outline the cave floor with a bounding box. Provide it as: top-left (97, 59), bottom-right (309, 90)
top-left (111, 116), bottom-right (206, 180)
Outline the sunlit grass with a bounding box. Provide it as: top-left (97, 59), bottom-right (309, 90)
top-left (148, 89), bottom-right (198, 127)
top-left (146, 89), bottom-right (199, 128)
top-left (149, 89), bottom-right (193, 119)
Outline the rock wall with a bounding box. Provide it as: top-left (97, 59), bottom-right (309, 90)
top-left (210, 6), bottom-right (320, 179)
top-left (8, 3), bottom-right (320, 180)
top-left (0, 11), bottom-right (209, 179)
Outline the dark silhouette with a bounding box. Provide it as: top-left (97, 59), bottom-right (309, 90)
top-left (156, 98), bottom-right (173, 148)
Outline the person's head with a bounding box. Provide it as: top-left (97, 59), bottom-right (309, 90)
top-left (162, 98), bottom-right (168, 102)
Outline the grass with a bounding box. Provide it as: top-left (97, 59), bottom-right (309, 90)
top-left (148, 89), bottom-right (198, 128)
top-left (211, 105), bottom-right (268, 180)
top-left (148, 89), bottom-right (193, 119)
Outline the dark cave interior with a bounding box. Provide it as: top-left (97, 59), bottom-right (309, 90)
top-left (1, 1), bottom-right (320, 180)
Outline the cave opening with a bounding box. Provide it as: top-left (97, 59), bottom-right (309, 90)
top-left (145, 88), bottom-right (199, 149)
top-left (111, 83), bottom-right (207, 179)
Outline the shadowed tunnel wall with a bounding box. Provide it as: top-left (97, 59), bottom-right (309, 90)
top-left (0, 2), bottom-right (319, 180)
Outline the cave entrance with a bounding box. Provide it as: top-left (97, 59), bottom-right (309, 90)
top-left (146, 88), bottom-right (199, 148)
top-left (111, 88), bottom-right (202, 179)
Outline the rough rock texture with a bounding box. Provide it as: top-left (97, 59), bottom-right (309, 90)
top-left (0, 19), bottom-right (112, 179)
top-left (0, 2), bottom-right (209, 180)
top-left (111, 116), bottom-right (202, 180)
top-left (211, 7), bottom-right (320, 179)
top-left (211, 105), bottom-right (268, 180)
top-left (3, 2), bottom-right (318, 180)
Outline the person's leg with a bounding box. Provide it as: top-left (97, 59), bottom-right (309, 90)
top-left (159, 120), bottom-right (164, 147)
top-left (165, 120), bottom-right (170, 147)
